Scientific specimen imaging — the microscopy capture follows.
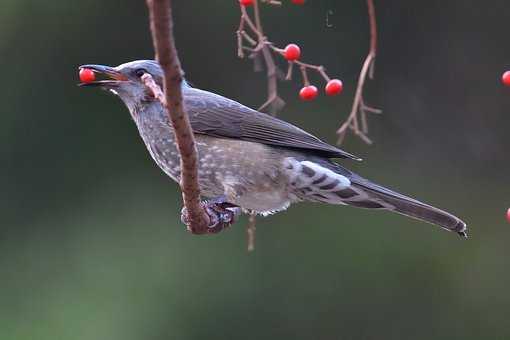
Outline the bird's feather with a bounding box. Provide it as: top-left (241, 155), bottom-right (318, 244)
top-left (183, 86), bottom-right (361, 160)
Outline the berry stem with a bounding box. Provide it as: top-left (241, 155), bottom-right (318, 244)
top-left (241, 31), bottom-right (257, 45)
top-left (252, 0), bottom-right (263, 36)
top-left (261, 0), bottom-right (282, 5)
top-left (267, 44), bottom-right (330, 82)
top-left (285, 62), bottom-right (294, 81)
top-left (300, 65), bottom-right (310, 86)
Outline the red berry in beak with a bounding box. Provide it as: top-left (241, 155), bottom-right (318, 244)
top-left (79, 68), bottom-right (96, 83)
top-left (239, 0), bottom-right (254, 6)
top-left (299, 85), bottom-right (318, 101)
top-left (502, 71), bottom-right (510, 86)
top-left (325, 79), bottom-right (343, 96)
top-left (284, 44), bottom-right (301, 61)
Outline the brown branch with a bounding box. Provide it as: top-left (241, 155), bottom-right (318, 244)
top-left (336, 0), bottom-right (381, 145)
top-left (145, 0), bottom-right (210, 234)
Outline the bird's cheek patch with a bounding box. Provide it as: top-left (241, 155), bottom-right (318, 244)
top-left (143, 90), bottom-right (156, 102)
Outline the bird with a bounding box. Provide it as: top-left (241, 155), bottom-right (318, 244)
top-left (79, 60), bottom-right (467, 237)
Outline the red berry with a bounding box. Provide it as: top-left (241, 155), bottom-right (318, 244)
top-left (299, 85), bottom-right (318, 101)
top-left (79, 68), bottom-right (95, 83)
top-left (502, 71), bottom-right (510, 86)
top-left (291, 0), bottom-right (305, 4)
top-left (284, 44), bottom-right (301, 61)
top-left (507, 208), bottom-right (510, 223)
top-left (325, 79), bottom-right (343, 96)
top-left (239, 0), bottom-right (254, 6)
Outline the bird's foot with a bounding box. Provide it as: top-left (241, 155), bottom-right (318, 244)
top-left (181, 201), bottom-right (241, 234)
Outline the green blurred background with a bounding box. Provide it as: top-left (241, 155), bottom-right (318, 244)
top-left (2, 1), bottom-right (509, 339)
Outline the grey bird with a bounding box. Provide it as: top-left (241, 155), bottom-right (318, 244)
top-left (79, 60), bottom-right (467, 237)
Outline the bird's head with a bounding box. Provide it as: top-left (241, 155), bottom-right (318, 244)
top-left (78, 60), bottom-right (164, 112)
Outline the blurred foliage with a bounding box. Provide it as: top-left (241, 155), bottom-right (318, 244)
top-left (1, 1), bottom-right (509, 339)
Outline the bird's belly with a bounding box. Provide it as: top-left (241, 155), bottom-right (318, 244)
top-left (142, 133), bottom-right (295, 214)
top-left (232, 187), bottom-right (292, 215)
top-left (197, 153), bottom-right (293, 214)
top-left (195, 137), bottom-right (294, 214)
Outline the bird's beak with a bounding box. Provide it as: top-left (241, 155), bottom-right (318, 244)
top-left (78, 64), bottom-right (128, 87)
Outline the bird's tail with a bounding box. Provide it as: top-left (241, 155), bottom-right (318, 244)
top-left (347, 175), bottom-right (467, 237)
top-left (287, 158), bottom-right (467, 237)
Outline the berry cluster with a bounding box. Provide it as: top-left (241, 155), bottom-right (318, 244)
top-left (238, 1), bottom-right (342, 102)
top-left (237, 0), bottom-right (347, 114)
top-left (280, 43), bottom-right (344, 101)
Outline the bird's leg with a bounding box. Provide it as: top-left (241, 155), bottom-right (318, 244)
top-left (180, 196), bottom-right (241, 234)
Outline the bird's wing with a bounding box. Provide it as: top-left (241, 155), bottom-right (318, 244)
top-left (183, 86), bottom-right (360, 160)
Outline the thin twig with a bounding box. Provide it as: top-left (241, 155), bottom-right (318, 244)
top-left (258, 45), bottom-right (282, 114)
top-left (253, 0), bottom-right (264, 36)
top-left (261, 0), bottom-right (282, 5)
top-left (336, 0), bottom-right (380, 145)
top-left (145, 0), bottom-right (210, 234)
top-left (247, 213), bottom-right (257, 252)
top-left (285, 62), bottom-right (294, 80)
top-left (299, 65), bottom-right (310, 86)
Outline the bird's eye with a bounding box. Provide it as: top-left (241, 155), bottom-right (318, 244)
top-left (134, 68), bottom-right (147, 78)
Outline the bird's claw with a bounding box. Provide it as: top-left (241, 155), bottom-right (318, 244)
top-left (180, 201), bottom-right (241, 234)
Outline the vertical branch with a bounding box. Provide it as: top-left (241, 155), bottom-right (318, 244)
top-left (253, 0), bottom-right (264, 35)
top-left (336, 0), bottom-right (381, 145)
top-left (258, 45), bottom-right (283, 114)
top-left (145, 0), bottom-right (210, 234)
top-left (368, 0), bottom-right (377, 61)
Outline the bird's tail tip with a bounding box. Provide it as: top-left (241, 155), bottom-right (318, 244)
top-left (454, 221), bottom-right (468, 239)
